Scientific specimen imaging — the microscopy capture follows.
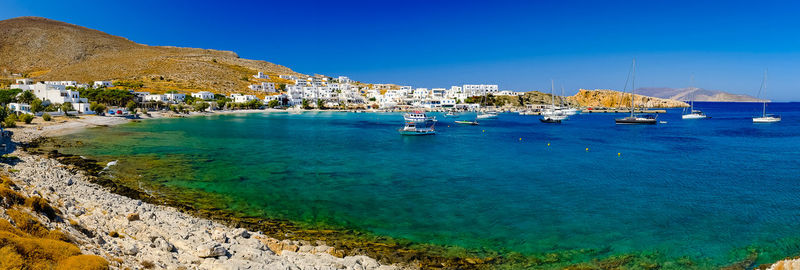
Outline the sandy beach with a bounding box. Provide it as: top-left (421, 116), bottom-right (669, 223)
top-left (0, 112), bottom-right (404, 270)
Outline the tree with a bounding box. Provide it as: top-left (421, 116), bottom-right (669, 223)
top-left (183, 96), bottom-right (196, 105)
top-left (126, 101), bottom-right (137, 113)
top-left (0, 89), bottom-right (22, 105)
top-left (193, 101), bottom-right (210, 112)
top-left (301, 99), bottom-right (311, 110)
top-left (18, 91), bottom-right (36, 104)
top-left (316, 99), bottom-right (325, 109)
top-left (89, 102), bottom-right (106, 114)
top-left (30, 99), bottom-right (44, 113)
top-left (60, 102), bottom-right (73, 115)
top-left (267, 100), bottom-right (279, 108)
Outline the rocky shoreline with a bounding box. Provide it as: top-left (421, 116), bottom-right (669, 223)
top-left (1, 116), bottom-right (403, 270)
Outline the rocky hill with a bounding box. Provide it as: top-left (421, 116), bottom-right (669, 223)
top-left (636, 87), bottom-right (766, 102)
top-left (0, 17), bottom-right (297, 94)
top-left (567, 89), bottom-right (689, 108)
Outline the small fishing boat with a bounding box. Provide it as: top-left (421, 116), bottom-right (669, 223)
top-left (455, 120), bottom-right (479, 125)
top-left (476, 112), bottom-right (498, 119)
top-left (400, 111), bottom-right (437, 135)
top-left (444, 111), bottom-right (457, 117)
top-left (404, 111), bottom-right (436, 122)
top-left (753, 70), bottom-right (781, 123)
top-left (398, 121), bottom-right (436, 135)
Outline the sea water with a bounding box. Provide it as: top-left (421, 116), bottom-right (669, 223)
top-left (50, 102), bottom-right (800, 267)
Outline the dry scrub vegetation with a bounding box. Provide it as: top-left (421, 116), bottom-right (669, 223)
top-left (0, 174), bottom-right (108, 269)
top-left (0, 17), bottom-right (298, 95)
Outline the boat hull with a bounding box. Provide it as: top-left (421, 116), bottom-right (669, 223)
top-left (398, 130), bottom-right (436, 135)
top-left (539, 118), bottom-right (561, 123)
top-left (454, 121), bottom-right (479, 125)
top-left (682, 114), bottom-right (707, 119)
top-left (615, 118), bottom-right (657, 125)
top-left (753, 117), bottom-right (781, 123)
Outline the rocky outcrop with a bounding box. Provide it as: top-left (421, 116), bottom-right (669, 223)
top-left (763, 258), bottom-right (800, 270)
top-left (568, 89), bottom-right (689, 108)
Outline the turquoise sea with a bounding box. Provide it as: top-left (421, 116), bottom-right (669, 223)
top-left (50, 102), bottom-right (800, 268)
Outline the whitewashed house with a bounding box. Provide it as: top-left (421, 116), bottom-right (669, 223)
top-left (279, 75), bottom-right (298, 80)
top-left (253, 72), bottom-right (269, 79)
top-left (338, 76), bottom-right (351, 83)
top-left (463, 84), bottom-right (499, 96)
top-left (93, 81), bottom-right (113, 88)
top-left (8, 103), bottom-right (32, 114)
top-left (264, 93), bottom-right (287, 103)
top-left (13, 78), bottom-right (34, 86)
top-left (413, 88), bottom-right (429, 99)
top-left (164, 93), bottom-right (186, 103)
top-left (145, 94), bottom-right (168, 102)
top-left (231, 94), bottom-right (259, 103)
top-left (10, 82), bottom-right (90, 112)
top-left (192, 91), bottom-right (215, 100)
top-left (44, 81), bottom-right (78, 87)
top-left (497, 90), bottom-right (523, 96)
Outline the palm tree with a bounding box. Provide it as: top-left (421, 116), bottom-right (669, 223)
top-left (18, 91), bottom-right (36, 104)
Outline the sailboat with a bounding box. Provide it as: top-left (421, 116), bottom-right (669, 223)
top-left (541, 80), bottom-right (568, 123)
top-left (753, 70), bottom-right (781, 123)
top-left (682, 75), bottom-right (709, 119)
top-left (615, 59), bottom-right (657, 125)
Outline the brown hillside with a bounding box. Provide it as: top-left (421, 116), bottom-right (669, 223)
top-left (0, 17), bottom-right (298, 94)
top-left (568, 89), bottom-right (689, 108)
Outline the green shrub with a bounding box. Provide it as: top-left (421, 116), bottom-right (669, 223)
top-left (20, 114), bottom-right (34, 124)
top-left (3, 115), bottom-right (17, 128)
top-left (42, 113), bottom-right (51, 122)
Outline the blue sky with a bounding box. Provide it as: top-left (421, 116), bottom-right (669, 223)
top-left (2, 0), bottom-right (800, 100)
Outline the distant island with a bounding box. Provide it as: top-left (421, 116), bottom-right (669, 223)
top-left (636, 87), bottom-right (766, 102)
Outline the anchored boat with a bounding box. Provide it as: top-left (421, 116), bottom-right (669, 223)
top-left (400, 112), bottom-right (437, 135)
top-left (682, 75), bottom-right (709, 120)
top-left (753, 70), bottom-right (781, 123)
top-left (615, 59), bottom-right (658, 125)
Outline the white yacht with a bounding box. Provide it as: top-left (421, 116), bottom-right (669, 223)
top-left (753, 70), bottom-right (781, 123)
top-left (682, 76), bottom-right (709, 119)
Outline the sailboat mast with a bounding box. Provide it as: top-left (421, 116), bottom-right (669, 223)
top-left (689, 74), bottom-right (695, 112)
top-left (550, 79), bottom-right (555, 107)
top-left (762, 70), bottom-right (768, 117)
top-left (630, 58), bottom-right (636, 117)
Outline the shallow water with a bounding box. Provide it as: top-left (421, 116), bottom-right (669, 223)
top-left (51, 102), bottom-right (800, 267)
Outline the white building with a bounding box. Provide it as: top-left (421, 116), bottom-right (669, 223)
top-left (13, 78), bottom-right (34, 86)
top-left (338, 76), bottom-right (352, 83)
top-left (248, 82), bottom-right (276, 92)
top-left (164, 93), bottom-right (186, 103)
top-left (192, 91), bottom-right (215, 100)
top-left (279, 75), bottom-right (298, 80)
top-left (8, 103), bottom-right (32, 114)
top-left (145, 94), bottom-right (168, 102)
top-left (413, 88), bottom-right (429, 99)
top-left (231, 94), bottom-right (259, 103)
top-left (9, 82), bottom-right (90, 112)
top-left (463, 84), bottom-right (499, 95)
top-left (253, 72), bottom-right (269, 79)
top-left (93, 81), bottom-right (113, 88)
top-left (497, 90), bottom-right (524, 96)
top-left (44, 81), bottom-right (78, 87)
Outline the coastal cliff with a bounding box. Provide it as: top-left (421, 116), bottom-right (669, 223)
top-left (568, 89), bottom-right (689, 108)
